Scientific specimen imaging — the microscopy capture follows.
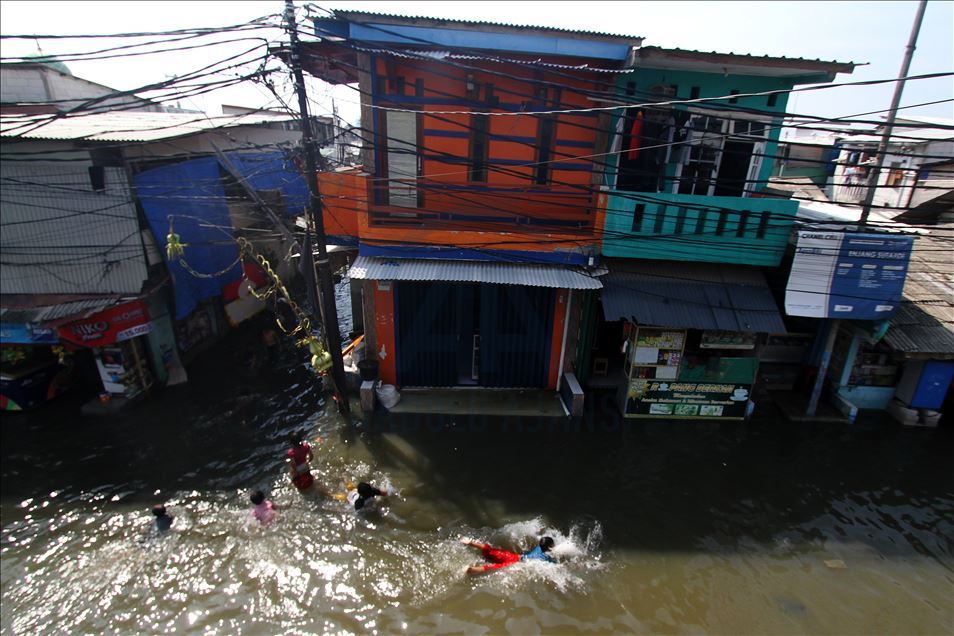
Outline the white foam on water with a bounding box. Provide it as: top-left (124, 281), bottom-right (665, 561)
top-left (456, 517), bottom-right (606, 594)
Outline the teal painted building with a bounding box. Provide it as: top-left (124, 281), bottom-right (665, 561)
top-left (577, 48), bottom-right (857, 414)
top-left (600, 47), bottom-right (855, 266)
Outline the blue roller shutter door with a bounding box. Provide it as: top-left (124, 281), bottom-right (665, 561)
top-left (479, 284), bottom-right (555, 388)
top-left (395, 282), bottom-right (460, 387)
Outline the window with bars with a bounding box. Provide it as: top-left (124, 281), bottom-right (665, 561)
top-left (383, 110), bottom-right (419, 208)
top-left (469, 114), bottom-right (490, 182)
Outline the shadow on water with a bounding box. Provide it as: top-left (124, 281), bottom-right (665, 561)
top-left (3, 320), bottom-right (953, 567)
top-left (356, 395), bottom-right (954, 563)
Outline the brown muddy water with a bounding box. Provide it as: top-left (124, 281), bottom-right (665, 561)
top-left (1, 334), bottom-right (952, 635)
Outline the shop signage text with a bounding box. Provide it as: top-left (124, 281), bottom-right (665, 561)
top-left (58, 300), bottom-right (152, 348)
top-left (785, 231), bottom-right (914, 319)
top-left (626, 380), bottom-right (750, 418)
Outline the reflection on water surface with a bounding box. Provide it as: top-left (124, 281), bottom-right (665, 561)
top-left (2, 339), bottom-right (952, 634)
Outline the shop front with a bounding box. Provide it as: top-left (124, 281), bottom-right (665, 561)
top-left (783, 230), bottom-right (916, 419)
top-left (57, 299), bottom-right (156, 402)
top-left (825, 322), bottom-right (900, 414)
top-left (348, 255), bottom-right (602, 390)
top-left (1, 316), bottom-right (70, 411)
top-left (600, 261), bottom-right (788, 420)
top-left (621, 326), bottom-right (759, 419)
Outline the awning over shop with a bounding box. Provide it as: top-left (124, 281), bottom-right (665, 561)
top-left (601, 260), bottom-right (786, 333)
top-left (57, 299), bottom-right (151, 348)
top-left (0, 298), bottom-right (121, 344)
top-left (349, 256), bottom-right (603, 290)
top-left (882, 303), bottom-right (954, 357)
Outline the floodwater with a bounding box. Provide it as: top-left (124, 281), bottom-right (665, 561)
top-left (2, 330), bottom-right (953, 635)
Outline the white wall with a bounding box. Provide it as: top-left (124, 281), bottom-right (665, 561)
top-left (1, 64), bottom-right (160, 112)
top-left (0, 141), bottom-right (148, 295)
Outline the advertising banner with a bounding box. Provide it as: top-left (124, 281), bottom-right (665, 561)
top-left (625, 380), bottom-right (750, 418)
top-left (785, 231), bottom-right (914, 319)
top-left (58, 300), bottom-right (151, 348)
top-left (0, 322), bottom-right (58, 345)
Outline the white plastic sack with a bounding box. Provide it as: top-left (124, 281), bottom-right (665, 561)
top-left (375, 382), bottom-right (401, 409)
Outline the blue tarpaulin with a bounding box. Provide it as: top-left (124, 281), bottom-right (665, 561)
top-left (135, 158), bottom-right (242, 320)
top-left (226, 152), bottom-right (308, 217)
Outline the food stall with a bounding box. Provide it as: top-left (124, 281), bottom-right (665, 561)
top-left (620, 325), bottom-right (759, 419)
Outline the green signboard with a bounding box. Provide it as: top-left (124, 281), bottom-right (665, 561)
top-left (625, 380), bottom-right (751, 419)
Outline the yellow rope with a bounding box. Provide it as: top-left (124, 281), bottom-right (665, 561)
top-left (163, 230), bottom-right (333, 376)
top-left (235, 237), bottom-right (333, 375)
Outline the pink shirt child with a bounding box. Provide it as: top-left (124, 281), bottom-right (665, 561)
top-left (252, 499), bottom-right (277, 525)
top-left (251, 491), bottom-right (278, 526)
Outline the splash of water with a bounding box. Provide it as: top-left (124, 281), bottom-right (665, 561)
top-left (454, 517), bottom-right (606, 593)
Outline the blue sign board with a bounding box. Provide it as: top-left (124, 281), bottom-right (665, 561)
top-left (785, 231), bottom-right (915, 319)
top-left (0, 322), bottom-right (59, 345)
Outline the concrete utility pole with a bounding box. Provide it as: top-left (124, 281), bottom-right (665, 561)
top-left (283, 0), bottom-right (351, 415)
top-left (858, 0), bottom-right (928, 226)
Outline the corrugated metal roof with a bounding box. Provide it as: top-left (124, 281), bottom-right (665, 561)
top-left (838, 127), bottom-right (954, 144)
top-left (0, 298), bottom-right (120, 325)
top-left (0, 111), bottom-right (297, 142)
top-left (349, 256), bottom-right (602, 289)
top-left (636, 46), bottom-right (858, 70)
top-left (353, 45), bottom-right (633, 73)
top-left (601, 260), bottom-right (786, 333)
top-left (883, 224), bottom-right (954, 355)
top-left (333, 9), bottom-right (643, 41)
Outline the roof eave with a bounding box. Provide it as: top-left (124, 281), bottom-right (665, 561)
top-left (636, 47), bottom-right (860, 79)
top-left (330, 10), bottom-right (644, 45)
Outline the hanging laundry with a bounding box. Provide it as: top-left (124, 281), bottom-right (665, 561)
top-left (626, 111), bottom-right (645, 160)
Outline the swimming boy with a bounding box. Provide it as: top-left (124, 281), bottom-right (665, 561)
top-left (346, 482), bottom-right (388, 511)
top-left (461, 536), bottom-right (555, 574)
top-left (250, 490), bottom-right (278, 525)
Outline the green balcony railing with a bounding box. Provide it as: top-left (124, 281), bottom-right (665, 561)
top-left (601, 192), bottom-right (799, 266)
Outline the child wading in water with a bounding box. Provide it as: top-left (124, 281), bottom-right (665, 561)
top-left (287, 431), bottom-right (317, 492)
top-left (250, 490), bottom-right (278, 525)
top-left (346, 482), bottom-right (389, 511)
top-left (152, 504), bottom-right (173, 532)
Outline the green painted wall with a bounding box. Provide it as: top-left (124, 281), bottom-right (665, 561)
top-left (602, 192), bottom-right (799, 266)
top-left (600, 67), bottom-right (817, 264)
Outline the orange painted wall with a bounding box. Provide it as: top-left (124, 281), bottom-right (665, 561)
top-left (546, 289), bottom-right (569, 390)
top-left (372, 281), bottom-right (397, 385)
top-left (316, 170), bottom-right (364, 238)
top-left (363, 54), bottom-right (605, 253)
top-left (373, 56), bottom-right (602, 190)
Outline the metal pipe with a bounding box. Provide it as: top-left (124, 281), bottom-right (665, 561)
top-left (807, 318), bottom-right (840, 417)
top-left (858, 0), bottom-right (928, 226)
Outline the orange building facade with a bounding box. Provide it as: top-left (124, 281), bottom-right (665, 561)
top-left (305, 12), bottom-right (639, 391)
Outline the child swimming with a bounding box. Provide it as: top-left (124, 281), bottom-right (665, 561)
top-left (460, 536), bottom-right (555, 574)
top-left (346, 482), bottom-right (389, 511)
